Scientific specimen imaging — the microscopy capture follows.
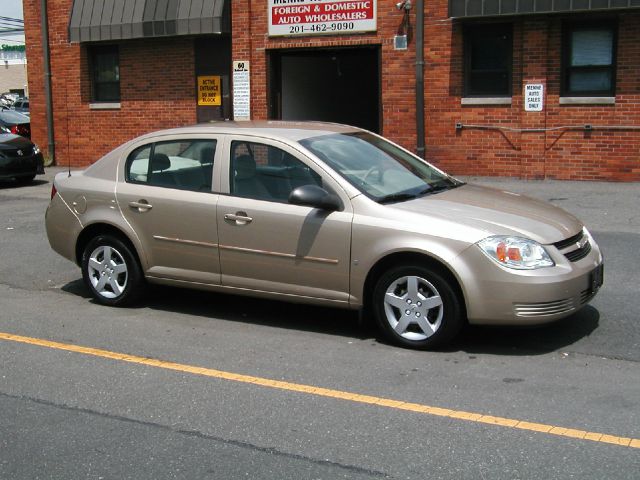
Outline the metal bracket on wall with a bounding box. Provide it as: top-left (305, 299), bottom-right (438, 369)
top-left (454, 122), bottom-right (640, 133)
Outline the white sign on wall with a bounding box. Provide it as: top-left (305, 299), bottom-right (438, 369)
top-left (233, 61), bottom-right (251, 121)
top-left (268, 0), bottom-right (376, 37)
top-left (524, 83), bottom-right (544, 112)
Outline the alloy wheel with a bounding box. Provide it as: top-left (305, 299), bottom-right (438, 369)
top-left (383, 275), bottom-right (444, 341)
top-left (87, 245), bottom-right (129, 299)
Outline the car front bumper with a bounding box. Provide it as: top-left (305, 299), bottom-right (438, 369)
top-left (0, 152), bottom-right (44, 180)
top-left (452, 233), bottom-right (604, 325)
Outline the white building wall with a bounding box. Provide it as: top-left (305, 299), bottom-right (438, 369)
top-left (0, 52), bottom-right (28, 96)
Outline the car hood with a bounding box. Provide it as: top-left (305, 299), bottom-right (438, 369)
top-left (390, 183), bottom-right (583, 244)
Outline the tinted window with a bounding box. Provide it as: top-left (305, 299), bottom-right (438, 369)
top-left (90, 45), bottom-right (120, 102)
top-left (126, 139), bottom-right (216, 192)
top-left (562, 23), bottom-right (616, 96)
top-left (464, 24), bottom-right (512, 97)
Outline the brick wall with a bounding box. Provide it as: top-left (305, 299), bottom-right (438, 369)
top-left (233, 4), bottom-right (640, 181)
top-left (23, 0), bottom-right (197, 167)
top-left (424, 12), bottom-right (640, 181)
top-left (230, 0), bottom-right (422, 149)
top-left (23, 1), bottom-right (640, 180)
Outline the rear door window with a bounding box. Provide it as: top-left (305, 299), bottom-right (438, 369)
top-left (126, 139), bottom-right (216, 192)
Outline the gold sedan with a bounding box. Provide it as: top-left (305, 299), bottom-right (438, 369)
top-left (45, 122), bottom-right (603, 349)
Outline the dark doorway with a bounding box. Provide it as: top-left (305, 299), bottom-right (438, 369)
top-left (269, 47), bottom-right (381, 133)
top-left (195, 36), bottom-right (231, 122)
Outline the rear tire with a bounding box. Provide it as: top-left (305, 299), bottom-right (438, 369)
top-left (372, 264), bottom-right (463, 349)
top-left (81, 234), bottom-right (144, 306)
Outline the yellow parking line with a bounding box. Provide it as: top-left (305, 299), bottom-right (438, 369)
top-left (1, 331), bottom-right (638, 450)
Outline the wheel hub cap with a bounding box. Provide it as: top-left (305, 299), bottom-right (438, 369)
top-left (87, 245), bottom-right (128, 299)
top-left (383, 275), bottom-right (443, 341)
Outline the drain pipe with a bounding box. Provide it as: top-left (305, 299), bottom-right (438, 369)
top-left (415, 0), bottom-right (425, 159)
top-left (41, 0), bottom-right (55, 164)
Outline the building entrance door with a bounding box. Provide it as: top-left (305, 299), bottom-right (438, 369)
top-left (268, 47), bottom-right (380, 133)
top-left (195, 37), bottom-right (231, 122)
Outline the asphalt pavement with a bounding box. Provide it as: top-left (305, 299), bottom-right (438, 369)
top-left (0, 167), bottom-right (638, 479)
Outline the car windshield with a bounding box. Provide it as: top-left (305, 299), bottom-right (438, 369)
top-left (299, 132), bottom-right (463, 203)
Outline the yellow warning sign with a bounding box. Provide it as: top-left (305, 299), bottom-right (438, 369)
top-left (197, 76), bottom-right (221, 106)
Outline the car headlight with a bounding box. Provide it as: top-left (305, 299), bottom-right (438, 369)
top-left (477, 236), bottom-right (554, 270)
top-left (33, 144), bottom-right (41, 155)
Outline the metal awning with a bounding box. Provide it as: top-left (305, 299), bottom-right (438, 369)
top-left (449, 0), bottom-right (640, 18)
top-left (69, 0), bottom-right (229, 43)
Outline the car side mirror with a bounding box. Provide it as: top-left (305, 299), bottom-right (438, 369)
top-left (288, 184), bottom-right (341, 211)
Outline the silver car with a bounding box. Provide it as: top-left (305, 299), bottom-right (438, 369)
top-left (45, 122), bottom-right (603, 349)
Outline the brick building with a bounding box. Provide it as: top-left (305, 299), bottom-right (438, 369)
top-left (23, 0), bottom-right (640, 180)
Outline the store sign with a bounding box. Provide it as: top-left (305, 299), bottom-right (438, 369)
top-left (197, 76), bottom-right (221, 106)
top-left (233, 61), bottom-right (251, 121)
top-left (524, 83), bottom-right (544, 112)
top-left (268, 0), bottom-right (376, 37)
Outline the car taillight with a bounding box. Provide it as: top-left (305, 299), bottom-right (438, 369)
top-left (9, 125), bottom-right (30, 138)
top-left (51, 184), bottom-right (57, 200)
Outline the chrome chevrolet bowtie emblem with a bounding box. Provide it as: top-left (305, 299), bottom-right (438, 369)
top-left (576, 236), bottom-right (588, 249)
top-left (16, 149), bottom-right (23, 156)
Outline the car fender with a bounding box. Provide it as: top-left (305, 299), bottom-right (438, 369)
top-left (349, 229), bottom-right (472, 308)
top-left (45, 192), bottom-right (83, 263)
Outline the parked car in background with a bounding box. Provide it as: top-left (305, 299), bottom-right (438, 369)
top-left (0, 92), bottom-right (19, 108)
top-left (0, 110), bottom-right (31, 138)
top-left (0, 133), bottom-right (45, 184)
top-left (11, 98), bottom-right (29, 116)
top-left (45, 121), bottom-right (603, 349)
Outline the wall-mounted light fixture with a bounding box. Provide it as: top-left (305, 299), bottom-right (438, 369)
top-left (394, 0), bottom-right (412, 50)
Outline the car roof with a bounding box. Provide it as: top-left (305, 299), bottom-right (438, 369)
top-left (134, 121), bottom-right (364, 143)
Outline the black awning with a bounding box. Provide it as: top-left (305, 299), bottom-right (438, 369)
top-left (69, 0), bottom-right (229, 43)
top-left (449, 0), bottom-right (640, 18)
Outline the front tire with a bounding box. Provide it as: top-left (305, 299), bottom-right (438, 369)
top-left (81, 234), bottom-right (144, 306)
top-left (372, 264), bottom-right (463, 349)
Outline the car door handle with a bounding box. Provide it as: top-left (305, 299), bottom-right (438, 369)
top-left (129, 200), bottom-right (153, 212)
top-left (224, 212), bottom-right (253, 225)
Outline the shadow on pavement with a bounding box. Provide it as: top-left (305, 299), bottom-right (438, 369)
top-left (0, 179), bottom-right (49, 190)
top-left (62, 281), bottom-right (367, 341)
top-left (61, 281), bottom-right (600, 354)
top-left (450, 306), bottom-right (600, 355)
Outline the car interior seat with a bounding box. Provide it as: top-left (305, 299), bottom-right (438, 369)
top-left (149, 153), bottom-right (177, 187)
top-left (232, 154), bottom-right (272, 199)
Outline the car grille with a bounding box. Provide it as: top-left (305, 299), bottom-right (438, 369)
top-left (553, 230), bottom-right (591, 262)
top-left (513, 288), bottom-right (595, 318)
top-left (0, 147), bottom-right (35, 158)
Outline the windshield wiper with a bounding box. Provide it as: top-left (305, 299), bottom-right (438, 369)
top-left (423, 181), bottom-right (465, 195)
top-left (377, 192), bottom-right (419, 204)
top-left (378, 181), bottom-right (465, 204)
